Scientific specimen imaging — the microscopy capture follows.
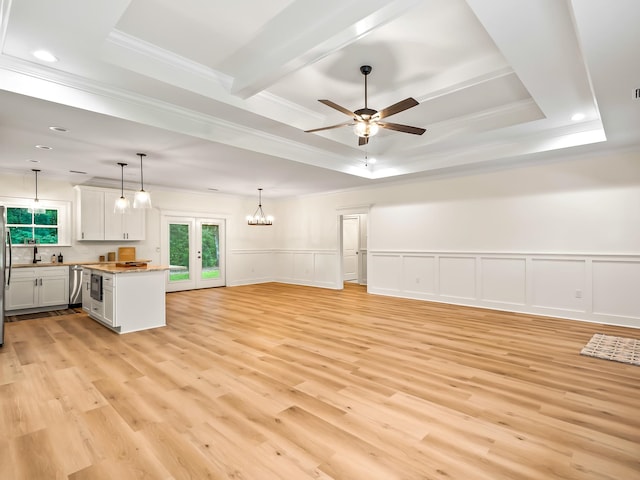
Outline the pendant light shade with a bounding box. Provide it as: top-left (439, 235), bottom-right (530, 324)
top-left (133, 152), bottom-right (152, 209)
top-left (29, 169), bottom-right (46, 214)
top-left (114, 162), bottom-right (130, 213)
top-left (247, 188), bottom-right (273, 226)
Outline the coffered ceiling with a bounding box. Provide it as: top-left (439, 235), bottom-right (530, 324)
top-left (0, 0), bottom-right (637, 197)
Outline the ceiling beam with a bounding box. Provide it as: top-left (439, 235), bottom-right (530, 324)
top-left (226, 0), bottom-right (422, 99)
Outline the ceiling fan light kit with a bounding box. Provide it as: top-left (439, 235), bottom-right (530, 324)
top-left (305, 65), bottom-right (426, 145)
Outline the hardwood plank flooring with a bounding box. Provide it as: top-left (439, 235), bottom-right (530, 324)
top-left (1, 282), bottom-right (639, 479)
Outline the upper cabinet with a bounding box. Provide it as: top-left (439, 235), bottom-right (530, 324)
top-left (75, 187), bottom-right (146, 241)
top-left (103, 191), bottom-right (145, 241)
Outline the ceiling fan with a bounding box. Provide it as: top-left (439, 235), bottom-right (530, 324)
top-left (305, 65), bottom-right (426, 146)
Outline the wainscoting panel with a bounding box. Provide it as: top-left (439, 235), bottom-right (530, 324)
top-left (439, 256), bottom-right (476, 300)
top-left (480, 257), bottom-right (526, 305)
top-left (592, 260), bottom-right (640, 319)
top-left (531, 259), bottom-right (585, 312)
top-left (402, 255), bottom-right (436, 295)
top-left (368, 251), bottom-right (640, 328)
top-left (314, 252), bottom-right (339, 287)
top-left (228, 250), bottom-right (275, 286)
top-left (369, 254), bottom-right (403, 293)
top-left (231, 250), bottom-right (340, 288)
top-left (292, 252), bottom-right (314, 283)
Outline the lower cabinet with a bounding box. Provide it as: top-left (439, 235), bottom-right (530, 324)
top-left (102, 275), bottom-right (115, 326)
top-left (83, 269), bottom-right (117, 328)
top-left (83, 267), bottom-right (166, 334)
top-left (6, 266), bottom-right (69, 312)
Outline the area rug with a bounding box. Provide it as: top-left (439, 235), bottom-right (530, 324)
top-left (580, 333), bottom-right (640, 366)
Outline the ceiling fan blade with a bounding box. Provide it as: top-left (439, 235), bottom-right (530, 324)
top-left (378, 121), bottom-right (426, 135)
top-left (304, 121), bottom-right (353, 133)
top-left (376, 98), bottom-right (419, 119)
top-left (318, 99), bottom-right (357, 118)
top-left (358, 136), bottom-right (369, 146)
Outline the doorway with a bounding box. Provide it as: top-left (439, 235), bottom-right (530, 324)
top-left (342, 215), bottom-right (359, 282)
top-left (339, 212), bottom-right (368, 286)
top-left (162, 215), bottom-right (226, 292)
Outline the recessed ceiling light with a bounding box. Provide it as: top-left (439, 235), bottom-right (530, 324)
top-left (69, 170), bottom-right (87, 174)
top-left (35, 145), bottom-right (52, 150)
top-left (49, 126), bottom-right (68, 133)
top-left (571, 113), bottom-right (586, 122)
top-left (368, 157), bottom-right (377, 164)
top-left (32, 50), bottom-right (58, 62)
top-left (207, 188), bottom-right (219, 191)
top-left (26, 159), bottom-right (40, 163)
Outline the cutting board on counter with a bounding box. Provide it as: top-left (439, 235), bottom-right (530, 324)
top-left (118, 247), bottom-right (136, 261)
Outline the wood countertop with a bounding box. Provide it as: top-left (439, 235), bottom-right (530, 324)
top-left (13, 260), bottom-right (153, 268)
top-left (83, 264), bottom-right (170, 274)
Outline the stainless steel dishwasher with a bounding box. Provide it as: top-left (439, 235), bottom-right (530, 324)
top-left (69, 265), bottom-right (83, 307)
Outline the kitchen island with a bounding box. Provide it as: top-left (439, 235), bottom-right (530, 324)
top-left (82, 264), bottom-right (169, 334)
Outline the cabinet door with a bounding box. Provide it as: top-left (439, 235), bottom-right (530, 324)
top-left (89, 298), bottom-right (104, 320)
top-left (5, 277), bottom-right (38, 310)
top-left (122, 207), bottom-right (145, 240)
top-left (104, 191), bottom-right (126, 240)
top-left (82, 277), bottom-right (92, 312)
top-left (39, 275), bottom-right (69, 307)
top-left (103, 288), bottom-right (115, 326)
top-left (78, 189), bottom-right (105, 240)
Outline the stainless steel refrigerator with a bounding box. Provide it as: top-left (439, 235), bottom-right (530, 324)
top-left (1, 206), bottom-right (13, 347)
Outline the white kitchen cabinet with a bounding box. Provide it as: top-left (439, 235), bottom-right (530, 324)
top-left (76, 188), bottom-right (105, 240)
top-left (103, 191), bottom-right (145, 241)
top-left (102, 273), bottom-right (115, 326)
top-left (5, 266), bottom-right (69, 312)
top-left (75, 186), bottom-right (145, 241)
top-left (84, 266), bottom-right (166, 334)
top-left (81, 271), bottom-right (92, 313)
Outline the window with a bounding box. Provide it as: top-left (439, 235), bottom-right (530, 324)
top-left (7, 207), bottom-right (59, 244)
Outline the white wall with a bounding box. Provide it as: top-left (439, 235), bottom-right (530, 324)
top-left (273, 151), bottom-right (640, 327)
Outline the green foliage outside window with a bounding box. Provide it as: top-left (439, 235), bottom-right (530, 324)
top-left (7, 207), bottom-right (59, 244)
top-left (168, 223), bottom-right (220, 281)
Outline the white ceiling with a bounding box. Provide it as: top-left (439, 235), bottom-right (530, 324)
top-left (0, 0), bottom-right (638, 198)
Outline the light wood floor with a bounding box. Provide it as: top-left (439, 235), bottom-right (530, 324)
top-left (1, 283), bottom-right (639, 479)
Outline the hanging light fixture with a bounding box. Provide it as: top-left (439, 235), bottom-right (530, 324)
top-left (29, 168), bottom-right (46, 214)
top-left (133, 152), bottom-right (152, 209)
top-left (114, 162), bottom-right (130, 213)
top-left (247, 188), bottom-right (273, 226)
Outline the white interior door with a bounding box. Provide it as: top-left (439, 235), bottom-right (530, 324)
top-left (343, 216), bottom-right (359, 282)
top-left (164, 216), bottom-right (225, 292)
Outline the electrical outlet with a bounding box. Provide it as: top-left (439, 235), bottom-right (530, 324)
top-left (575, 289), bottom-right (582, 298)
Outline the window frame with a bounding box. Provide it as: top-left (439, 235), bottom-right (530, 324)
top-left (1, 197), bottom-right (71, 246)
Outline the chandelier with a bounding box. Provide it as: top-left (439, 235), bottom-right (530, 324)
top-left (247, 188), bottom-right (273, 226)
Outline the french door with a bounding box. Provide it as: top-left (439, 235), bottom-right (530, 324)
top-left (163, 216), bottom-right (225, 292)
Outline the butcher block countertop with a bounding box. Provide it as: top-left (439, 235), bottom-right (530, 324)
top-left (13, 260), bottom-right (153, 268)
top-left (83, 264), bottom-right (170, 274)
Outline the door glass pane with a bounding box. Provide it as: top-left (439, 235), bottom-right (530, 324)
top-left (169, 223), bottom-right (190, 282)
top-left (201, 224), bottom-right (220, 280)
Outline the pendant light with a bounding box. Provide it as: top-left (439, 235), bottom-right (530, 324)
top-left (114, 162), bottom-right (130, 213)
top-left (29, 168), bottom-right (46, 214)
top-left (247, 188), bottom-right (273, 226)
top-left (133, 152), bottom-right (152, 209)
